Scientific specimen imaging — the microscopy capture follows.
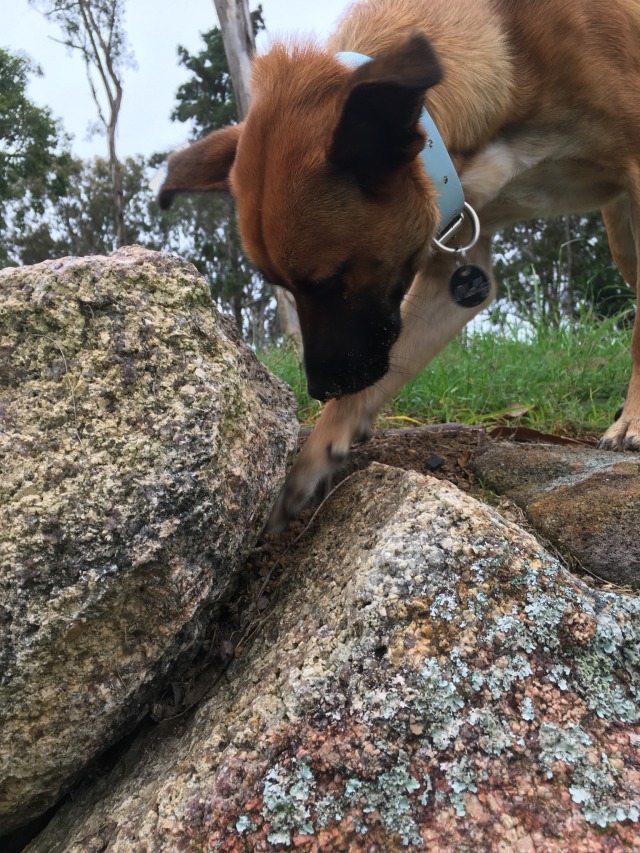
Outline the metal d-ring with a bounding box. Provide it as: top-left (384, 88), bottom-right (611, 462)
top-left (432, 202), bottom-right (481, 256)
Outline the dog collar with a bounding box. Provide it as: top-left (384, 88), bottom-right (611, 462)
top-left (336, 51), bottom-right (466, 242)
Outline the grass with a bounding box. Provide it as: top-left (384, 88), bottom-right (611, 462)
top-left (259, 311), bottom-right (633, 439)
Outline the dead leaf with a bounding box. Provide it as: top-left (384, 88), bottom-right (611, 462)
top-left (488, 426), bottom-right (595, 446)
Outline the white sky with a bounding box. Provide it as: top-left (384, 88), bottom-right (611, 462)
top-left (2, 0), bottom-right (350, 160)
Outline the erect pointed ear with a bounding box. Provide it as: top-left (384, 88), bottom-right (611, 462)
top-left (330, 34), bottom-right (443, 189)
top-left (158, 124), bottom-right (242, 209)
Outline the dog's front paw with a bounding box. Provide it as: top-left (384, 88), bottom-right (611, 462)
top-left (598, 416), bottom-right (640, 451)
top-left (266, 437), bottom-right (350, 533)
top-left (265, 393), bottom-right (379, 533)
top-left (266, 399), bottom-right (372, 532)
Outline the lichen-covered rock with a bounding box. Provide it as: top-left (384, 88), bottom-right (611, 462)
top-left (0, 247), bottom-right (298, 833)
top-left (472, 443), bottom-right (640, 588)
top-left (26, 464), bottom-right (640, 851)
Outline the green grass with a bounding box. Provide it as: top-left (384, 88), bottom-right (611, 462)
top-left (259, 313), bottom-right (632, 438)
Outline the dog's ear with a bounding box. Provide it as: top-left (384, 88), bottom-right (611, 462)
top-left (330, 34), bottom-right (442, 188)
top-left (158, 124), bottom-right (242, 209)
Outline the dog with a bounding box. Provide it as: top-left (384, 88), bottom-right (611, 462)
top-left (159, 0), bottom-right (640, 531)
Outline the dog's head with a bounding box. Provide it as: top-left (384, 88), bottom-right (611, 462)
top-left (159, 34), bottom-right (443, 400)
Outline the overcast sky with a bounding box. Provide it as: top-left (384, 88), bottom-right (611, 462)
top-left (3, 0), bottom-right (350, 160)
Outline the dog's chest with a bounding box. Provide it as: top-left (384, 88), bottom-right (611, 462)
top-left (461, 130), bottom-right (623, 232)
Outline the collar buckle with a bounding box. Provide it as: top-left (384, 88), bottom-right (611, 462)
top-left (432, 202), bottom-right (481, 256)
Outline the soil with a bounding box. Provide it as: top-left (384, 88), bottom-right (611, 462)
top-left (333, 424), bottom-right (491, 490)
top-left (253, 424), bottom-right (540, 571)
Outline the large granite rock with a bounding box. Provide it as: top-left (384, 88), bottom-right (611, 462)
top-left (0, 247), bottom-right (298, 833)
top-left (26, 464), bottom-right (640, 851)
top-left (472, 443), bottom-right (640, 588)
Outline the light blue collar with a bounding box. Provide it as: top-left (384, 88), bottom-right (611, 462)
top-left (336, 51), bottom-right (465, 237)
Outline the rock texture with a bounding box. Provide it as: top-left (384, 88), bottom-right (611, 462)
top-left (472, 443), bottom-right (640, 588)
top-left (0, 247), bottom-right (298, 833)
top-left (27, 464), bottom-right (640, 852)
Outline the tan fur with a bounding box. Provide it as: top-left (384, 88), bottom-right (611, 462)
top-left (328, 0), bottom-right (514, 150)
top-left (159, 0), bottom-right (640, 531)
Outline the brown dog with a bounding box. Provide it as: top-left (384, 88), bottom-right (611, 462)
top-left (160, 0), bottom-right (640, 531)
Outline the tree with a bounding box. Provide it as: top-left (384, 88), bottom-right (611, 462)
top-left (492, 213), bottom-right (631, 325)
top-left (212, 0), bottom-right (255, 121)
top-left (30, 0), bottom-right (133, 247)
top-left (9, 155), bottom-right (132, 262)
top-left (0, 47), bottom-right (70, 264)
top-left (152, 188), bottom-right (276, 343)
top-left (171, 24), bottom-right (244, 136)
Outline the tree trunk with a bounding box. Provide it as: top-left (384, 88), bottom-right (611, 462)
top-left (212, 0), bottom-right (301, 343)
top-left (76, 0), bottom-right (127, 248)
top-left (108, 97), bottom-right (127, 247)
top-left (276, 286), bottom-right (302, 345)
top-left (212, 0), bottom-right (254, 122)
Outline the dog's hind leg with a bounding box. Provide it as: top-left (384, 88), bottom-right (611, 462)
top-left (599, 189), bottom-right (640, 450)
top-left (266, 238), bottom-right (496, 532)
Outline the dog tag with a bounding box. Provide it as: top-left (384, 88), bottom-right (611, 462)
top-left (449, 264), bottom-right (490, 308)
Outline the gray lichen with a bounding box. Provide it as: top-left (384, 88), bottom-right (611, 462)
top-left (540, 723), bottom-right (640, 826)
top-left (247, 486), bottom-right (640, 841)
top-left (261, 760), bottom-right (316, 845)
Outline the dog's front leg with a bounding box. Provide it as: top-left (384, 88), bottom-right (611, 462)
top-left (599, 191), bottom-right (640, 450)
top-left (267, 240), bottom-right (495, 532)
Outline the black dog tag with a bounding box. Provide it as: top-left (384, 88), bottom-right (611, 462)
top-left (449, 264), bottom-right (490, 308)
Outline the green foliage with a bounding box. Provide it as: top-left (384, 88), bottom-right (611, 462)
top-left (6, 151), bottom-right (276, 344)
top-left (8, 155), bottom-right (145, 261)
top-left (171, 7), bottom-right (265, 138)
top-left (261, 314), bottom-right (632, 435)
top-left (493, 214), bottom-right (630, 324)
top-left (3, 5), bottom-right (274, 340)
top-left (0, 47), bottom-right (69, 262)
top-left (171, 29), bottom-right (236, 136)
top-left (152, 190), bottom-right (275, 341)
